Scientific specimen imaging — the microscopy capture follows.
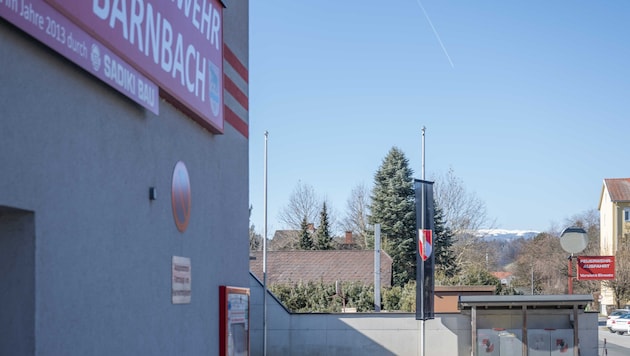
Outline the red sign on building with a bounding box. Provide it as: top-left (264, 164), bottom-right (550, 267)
top-left (45, 0), bottom-right (225, 133)
top-left (0, 0), bottom-right (159, 114)
top-left (577, 256), bottom-right (615, 280)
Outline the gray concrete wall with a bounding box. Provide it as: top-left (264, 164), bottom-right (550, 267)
top-left (250, 274), bottom-right (469, 355)
top-left (0, 208), bottom-right (35, 355)
top-left (0, 1), bottom-right (249, 353)
top-left (250, 274), bottom-right (599, 355)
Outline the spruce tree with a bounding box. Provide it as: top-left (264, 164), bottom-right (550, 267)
top-left (433, 202), bottom-right (459, 279)
top-left (298, 216), bottom-right (313, 250)
top-left (248, 205), bottom-right (262, 251)
top-left (315, 202), bottom-right (333, 250)
top-left (369, 147), bottom-right (416, 286)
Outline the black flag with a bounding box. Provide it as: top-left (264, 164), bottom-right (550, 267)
top-left (415, 179), bottom-right (435, 320)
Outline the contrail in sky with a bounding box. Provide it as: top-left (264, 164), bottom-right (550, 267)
top-left (415, 0), bottom-right (455, 68)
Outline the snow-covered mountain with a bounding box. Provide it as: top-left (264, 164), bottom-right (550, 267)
top-left (476, 229), bottom-right (540, 241)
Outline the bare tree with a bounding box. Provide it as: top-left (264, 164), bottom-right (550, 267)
top-left (564, 209), bottom-right (600, 252)
top-left (321, 197), bottom-right (342, 237)
top-left (432, 168), bottom-right (494, 270)
top-left (604, 243), bottom-right (630, 308)
top-left (432, 167), bottom-right (492, 234)
top-left (512, 232), bottom-right (568, 294)
top-left (507, 210), bottom-right (602, 296)
top-left (561, 210), bottom-right (604, 309)
top-left (342, 183), bottom-right (371, 249)
top-left (552, 210), bottom-right (602, 297)
top-left (278, 181), bottom-right (320, 229)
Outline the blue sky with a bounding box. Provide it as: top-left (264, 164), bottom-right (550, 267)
top-left (248, 1), bottom-right (630, 236)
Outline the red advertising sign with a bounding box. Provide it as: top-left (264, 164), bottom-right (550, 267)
top-left (0, 0), bottom-right (159, 114)
top-left (577, 256), bottom-right (615, 280)
top-left (219, 286), bottom-right (249, 356)
top-left (45, 0), bottom-right (224, 133)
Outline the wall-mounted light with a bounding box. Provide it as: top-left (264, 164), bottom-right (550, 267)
top-left (149, 187), bottom-right (158, 200)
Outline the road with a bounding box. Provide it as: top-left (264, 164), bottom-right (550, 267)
top-left (598, 317), bottom-right (630, 356)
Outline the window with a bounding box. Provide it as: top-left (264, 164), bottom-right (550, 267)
top-left (625, 208), bottom-right (630, 222)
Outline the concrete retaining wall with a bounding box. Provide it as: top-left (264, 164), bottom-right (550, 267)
top-left (250, 274), bottom-right (598, 355)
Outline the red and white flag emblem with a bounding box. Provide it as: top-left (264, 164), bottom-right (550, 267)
top-left (419, 229), bottom-right (433, 261)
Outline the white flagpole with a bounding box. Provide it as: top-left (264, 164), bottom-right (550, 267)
top-left (420, 126), bottom-right (426, 356)
top-left (263, 131), bottom-right (269, 356)
top-left (422, 126), bottom-right (426, 181)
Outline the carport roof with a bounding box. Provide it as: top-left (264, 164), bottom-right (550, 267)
top-left (459, 294), bottom-right (593, 310)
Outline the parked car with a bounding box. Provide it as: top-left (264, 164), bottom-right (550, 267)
top-left (610, 313), bottom-right (630, 335)
top-left (607, 309), bottom-right (630, 332)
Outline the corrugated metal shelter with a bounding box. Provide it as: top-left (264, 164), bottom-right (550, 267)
top-left (459, 294), bottom-right (593, 356)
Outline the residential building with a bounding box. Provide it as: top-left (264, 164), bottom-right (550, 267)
top-left (599, 178), bottom-right (630, 311)
top-left (491, 271), bottom-right (514, 286)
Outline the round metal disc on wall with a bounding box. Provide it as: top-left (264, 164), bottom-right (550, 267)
top-left (171, 161), bottom-right (191, 233)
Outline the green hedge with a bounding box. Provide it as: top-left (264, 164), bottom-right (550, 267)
top-left (269, 281), bottom-right (417, 312)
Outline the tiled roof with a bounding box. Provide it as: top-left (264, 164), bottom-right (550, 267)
top-left (250, 250), bottom-right (393, 288)
top-left (604, 178), bottom-right (630, 202)
top-left (491, 271), bottom-right (513, 280)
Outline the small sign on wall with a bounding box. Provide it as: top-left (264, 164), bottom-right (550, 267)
top-left (172, 256), bottom-right (191, 304)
